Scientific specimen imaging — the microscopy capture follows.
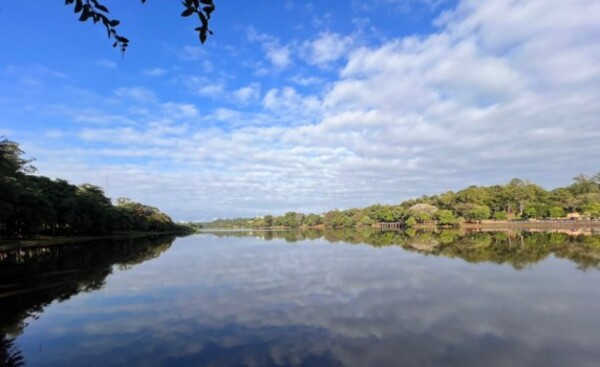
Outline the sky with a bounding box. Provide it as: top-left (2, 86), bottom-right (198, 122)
top-left (0, 0), bottom-right (599, 221)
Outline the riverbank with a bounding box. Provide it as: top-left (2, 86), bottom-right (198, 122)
top-left (408, 220), bottom-right (600, 236)
top-left (457, 219), bottom-right (600, 230)
top-left (0, 231), bottom-right (189, 252)
top-left (201, 220), bottom-right (600, 234)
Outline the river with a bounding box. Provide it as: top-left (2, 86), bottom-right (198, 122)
top-left (1, 229), bottom-right (600, 366)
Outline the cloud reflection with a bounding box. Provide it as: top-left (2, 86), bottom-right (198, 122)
top-left (9, 233), bottom-right (600, 366)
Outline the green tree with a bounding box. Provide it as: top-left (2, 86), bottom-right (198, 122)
top-left (376, 206), bottom-right (395, 222)
top-left (407, 203), bottom-right (438, 223)
top-left (435, 191), bottom-right (457, 210)
top-left (548, 206), bottom-right (565, 218)
top-left (434, 210), bottom-right (455, 225)
top-left (0, 138), bottom-right (36, 176)
top-left (455, 186), bottom-right (490, 206)
top-left (467, 205), bottom-right (491, 222)
top-left (357, 215), bottom-right (374, 227)
top-left (281, 212), bottom-right (299, 227)
top-left (304, 214), bottom-right (322, 226)
top-left (548, 188), bottom-right (576, 211)
top-left (502, 179), bottom-right (544, 215)
top-left (569, 174), bottom-right (599, 196)
top-left (391, 206), bottom-right (407, 222)
top-left (522, 206), bottom-right (538, 219)
top-left (0, 138), bottom-right (184, 237)
top-left (493, 211), bottom-right (508, 220)
top-left (584, 203), bottom-right (600, 218)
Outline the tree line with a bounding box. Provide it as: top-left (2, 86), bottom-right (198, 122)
top-left (0, 138), bottom-right (188, 237)
top-left (201, 175), bottom-right (600, 229)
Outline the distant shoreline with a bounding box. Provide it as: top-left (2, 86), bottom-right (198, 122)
top-left (200, 220), bottom-right (600, 232)
top-left (0, 231), bottom-right (187, 251)
top-left (456, 219), bottom-right (600, 229)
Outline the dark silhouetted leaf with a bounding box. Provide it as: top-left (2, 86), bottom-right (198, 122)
top-left (181, 8), bottom-right (195, 17)
top-left (74, 0), bottom-right (83, 13)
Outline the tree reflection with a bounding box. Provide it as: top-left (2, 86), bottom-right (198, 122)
top-left (207, 228), bottom-right (600, 270)
top-left (0, 235), bottom-right (175, 366)
top-left (0, 336), bottom-right (24, 367)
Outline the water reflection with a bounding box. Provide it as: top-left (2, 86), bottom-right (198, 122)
top-left (0, 336), bottom-right (24, 367)
top-left (0, 235), bottom-right (175, 366)
top-left (208, 228), bottom-right (600, 270)
top-left (1, 231), bottom-right (600, 366)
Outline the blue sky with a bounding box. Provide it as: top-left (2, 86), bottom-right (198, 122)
top-left (1, 0), bottom-right (599, 220)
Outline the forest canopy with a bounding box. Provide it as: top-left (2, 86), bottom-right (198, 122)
top-left (0, 138), bottom-right (187, 237)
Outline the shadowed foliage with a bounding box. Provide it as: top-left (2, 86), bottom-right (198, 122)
top-left (0, 138), bottom-right (189, 237)
top-left (63, 0), bottom-right (215, 53)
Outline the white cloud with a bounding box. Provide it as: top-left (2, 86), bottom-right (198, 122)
top-left (178, 45), bottom-right (207, 61)
top-left (262, 87), bottom-right (322, 121)
top-left (22, 0), bottom-right (600, 219)
top-left (265, 44), bottom-right (292, 69)
top-left (114, 87), bottom-right (158, 104)
top-left (233, 83), bottom-right (261, 104)
top-left (144, 68), bottom-right (167, 77)
top-left (301, 32), bottom-right (354, 66)
top-left (355, 0), bottom-right (449, 13)
top-left (290, 75), bottom-right (324, 86)
top-left (161, 102), bottom-right (199, 119)
top-left (95, 59), bottom-right (118, 69)
top-left (247, 27), bottom-right (293, 70)
top-left (44, 129), bottom-right (65, 139)
top-left (196, 83), bottom-right (226, 97)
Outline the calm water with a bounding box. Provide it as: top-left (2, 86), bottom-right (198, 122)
top-left (1, 230), bottom-right (600, 366)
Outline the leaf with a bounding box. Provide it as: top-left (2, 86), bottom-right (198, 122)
top-left (109, 20), bottom-right (120, 27)
top-left (91, 0), bottom-right (109, 13)
top-left (181, 8), bottom-right (195, 17)
top-left (74, 0), bottom-right (83, 13)
top-left (78, 6), bottom-right (91, 21)
top-left (95, 4), bottom-right (109, 13)
top-left (198, 11), bottom-right (208, 27)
